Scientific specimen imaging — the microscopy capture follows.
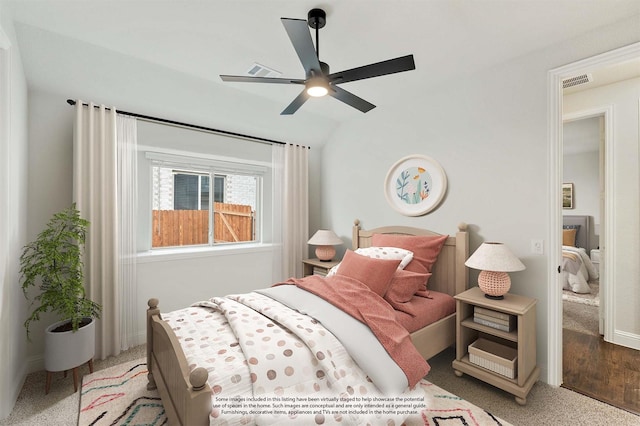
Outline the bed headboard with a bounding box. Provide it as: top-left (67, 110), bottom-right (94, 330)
top-left (563, 215), bottom-right (590, 250)
top-left (352, 219), bottom-right (469, 297)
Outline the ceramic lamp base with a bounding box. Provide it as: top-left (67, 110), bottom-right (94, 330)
top-left (315, 245), bottom-right (336, 261)
top-left (478, 270), bottom-right (511, 299)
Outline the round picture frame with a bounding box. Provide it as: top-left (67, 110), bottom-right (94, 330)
top-left (384, 154), bottom-right (447, 216)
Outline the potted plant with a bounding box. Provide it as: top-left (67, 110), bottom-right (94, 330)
top-left (20, 203), bottom-right (101, 385)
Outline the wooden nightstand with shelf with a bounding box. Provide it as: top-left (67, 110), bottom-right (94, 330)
top-left (302, 258), bottom-right (340, 277)
top-left (452, 286), bottom-right (539, 405)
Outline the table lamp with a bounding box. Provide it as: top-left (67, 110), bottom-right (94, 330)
top-left (307, 230), bottom-right (343, 261)
top-left (465, 242), bottom-right (526, 299)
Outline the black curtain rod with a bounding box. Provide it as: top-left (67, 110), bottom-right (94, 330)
top-left (66, 99), bottom-right (289, 146)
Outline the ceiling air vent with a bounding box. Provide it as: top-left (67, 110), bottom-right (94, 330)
top-left (562, 73), bottom-right (593, 89)
top-left (246, 63), bottom-right (281, 78)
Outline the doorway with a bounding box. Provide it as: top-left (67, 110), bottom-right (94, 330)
top-left (561, 115), bottom-right (603, 336)
top-left (547, 42), bottom-right (640, 387)
top-left (551, 44), bottom-right (640, 413)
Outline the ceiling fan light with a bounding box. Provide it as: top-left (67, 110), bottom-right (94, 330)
top-left (307, 85), bottom-right (328, 97)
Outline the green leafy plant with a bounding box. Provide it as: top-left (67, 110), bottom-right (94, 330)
top-left (20, 204), bottom-right (101, 339)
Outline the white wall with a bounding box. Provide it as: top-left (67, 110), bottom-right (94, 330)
top-left (563, 117), bottom-right (600, 251)
top-left (137, 247), bottom-right (275, 332)
top-left (21, 90), bottom-right (76, 368)
top-left (0, 4), bottom-right (29, 420)
top-left (564, 76), bottom-right (640, 345)
top-left (563, 150), bottom-right (599, 223)
top-left (318, 18), bottom-right (640, 384)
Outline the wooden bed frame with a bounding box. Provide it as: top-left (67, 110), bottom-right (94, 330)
top-left (146, 220), bottom-right (469, 425)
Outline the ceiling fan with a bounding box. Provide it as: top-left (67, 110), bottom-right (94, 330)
top-left (220, 8), bottom-right (416, 115)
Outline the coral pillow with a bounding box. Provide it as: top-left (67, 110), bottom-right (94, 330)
top-left (336, 249), bottom-right (401, 296)
top-left (327, 246), bottom-right (413, 277)
top-left (384, 270), bottom-right (432, 304)
top-left (372, 233), bottom-right (448, 275)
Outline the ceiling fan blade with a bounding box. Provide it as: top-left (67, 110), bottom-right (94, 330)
top-left (329, 86), bottom-right (376, 113)
top-left (328, 54), bottom-right (415, 84)
top-left (281, 90), bottom-right (310, 115)
top-left (220, 75), bottom-right (305, 84)
top-left (281, 18), bottom-right (321, 75)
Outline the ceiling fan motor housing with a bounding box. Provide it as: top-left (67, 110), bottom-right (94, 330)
top-left (308, 8), bottom-right (326, 29)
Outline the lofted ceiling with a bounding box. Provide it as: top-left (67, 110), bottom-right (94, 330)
top-left (3, 0), bottom-right (640, 147)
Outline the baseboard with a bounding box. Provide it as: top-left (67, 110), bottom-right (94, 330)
top-left (26, 354), bottom-right (44, 374)
top-left (612, 329), bottom-right (640, 351)
top-left (126, 330), bottom-right (147, 350)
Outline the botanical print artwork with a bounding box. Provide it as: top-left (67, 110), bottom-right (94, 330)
top-left (395, 166), bottom-right (432, 205)
top-left (385, 154), bottom-right (447, 216)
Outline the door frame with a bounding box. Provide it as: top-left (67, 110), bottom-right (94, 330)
top-left (546, 42), bottom-right (640, 386)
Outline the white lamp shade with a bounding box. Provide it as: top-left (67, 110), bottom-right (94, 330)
top-left (308, 230), bottom-right (342, 261)
top-left (464, 242), bottom-right (525, 272)
top-left (307, 230), bottom-right (343, 246)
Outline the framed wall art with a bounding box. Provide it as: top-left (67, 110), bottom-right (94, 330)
top-left (562, 183), bottom-right (574, 209)
top-left (384, 154), bottom-right (447, 216)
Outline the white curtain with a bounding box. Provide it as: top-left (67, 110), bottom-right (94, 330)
top-left (272, 144), bottom-right (309, 282)
top-left (116, 115), bottom-right (138, 351)
top-left (73, 102), bottom-right (138, 358)
top-left (73, 102), bottom-right (119, 359)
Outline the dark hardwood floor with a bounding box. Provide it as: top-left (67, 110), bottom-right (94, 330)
top-left (563, 327), bottom-right (640, 415)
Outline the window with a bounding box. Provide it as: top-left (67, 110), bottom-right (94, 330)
top-left (172, 172), bottom-right (227, 209)
top-left (173, 172), bottom-right (208, 210)
top-left (150, 157), bottom-right (262, 249)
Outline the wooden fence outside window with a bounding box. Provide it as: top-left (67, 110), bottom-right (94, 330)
top-left (152, 202), bottom-right (254, 247)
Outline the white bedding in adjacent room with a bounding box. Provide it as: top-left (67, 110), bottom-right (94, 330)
top-left (561, 245), bottom-right (599, 294)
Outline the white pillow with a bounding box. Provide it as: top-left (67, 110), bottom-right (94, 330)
top-left (326, 246), bottom-right (413, 277)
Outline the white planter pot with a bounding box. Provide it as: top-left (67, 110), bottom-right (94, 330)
top-left (44, 318), bottom-right (95, 372)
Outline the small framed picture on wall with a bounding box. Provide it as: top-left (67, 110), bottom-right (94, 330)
top-left (562, 183), bottom-right (574, 209)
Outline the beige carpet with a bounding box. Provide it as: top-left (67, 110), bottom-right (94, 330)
top-left (563, 300), bottom-right (599, 336)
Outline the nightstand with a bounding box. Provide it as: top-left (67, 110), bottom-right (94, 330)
top-left (302, 258), bottom-right (340, 277)
top-left (452, 286), bottom-right (539, 405)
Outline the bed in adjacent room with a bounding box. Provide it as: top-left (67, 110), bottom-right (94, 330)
top-left (145, 220), bottom-right (470, 425)
top-left (562, 215), bottom-right (599, 294)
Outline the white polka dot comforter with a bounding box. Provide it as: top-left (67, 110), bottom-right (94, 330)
top-left (163, 291), bottom-right (426, 425)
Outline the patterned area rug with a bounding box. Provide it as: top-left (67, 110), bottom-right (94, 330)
top-left (417, 380), bottom-right (511, 425)
top-left (78, 359), bottom-right (167, 426)
top-left (78, 359), bottom-right (509, 425)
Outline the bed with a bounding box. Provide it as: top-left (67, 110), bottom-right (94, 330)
top-left (145, 220), bottom-right (469, 425)
top-left (562, 215), bottom-right (599, 293)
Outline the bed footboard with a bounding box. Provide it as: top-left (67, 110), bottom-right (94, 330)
top-left (147, 299), bottom-right (212, 426)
